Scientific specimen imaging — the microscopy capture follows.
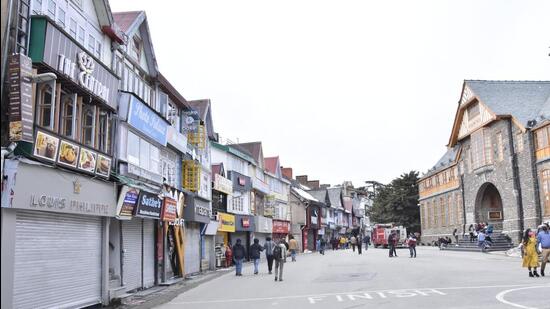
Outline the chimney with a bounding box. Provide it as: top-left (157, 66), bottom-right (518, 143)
top-left (307, 180), bottom-right (320, 190)
top-left (281, 167), bottom-right (293, 180)
top-left (296, 175), bottom-right (308, 186)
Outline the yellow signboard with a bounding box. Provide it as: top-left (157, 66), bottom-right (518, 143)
top-left (217, 212), bottom-right (236, 232)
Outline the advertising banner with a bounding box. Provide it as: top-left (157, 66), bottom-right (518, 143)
top-left (272, 220), bottom-right (290, 234)
top-left (8, 53), bottom-right (33, 142)
top-left (116, 185), bottom-right (140, 219)
top-left (217, 212), bottom-right (236, 232)
top-left (161, 197), bottom-right (178, 222)
top-left (128, 95), bottom-right (168, 145)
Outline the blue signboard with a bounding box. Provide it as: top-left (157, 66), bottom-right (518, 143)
top-left (127, 96), bottom-right (168, 146)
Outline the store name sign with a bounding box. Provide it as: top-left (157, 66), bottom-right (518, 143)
top-left (135, 191), bottom-right (162, 219)
top-left (214, 174), bottom-right (233, 195)
top-left (57, 52), bottom-right (110, 102)
top-left (29, 194), bottom-right (111, 215)
top-left (196, 205), bottom-right (211, 217)
top-left (128, 96), bottom-right (168, 146)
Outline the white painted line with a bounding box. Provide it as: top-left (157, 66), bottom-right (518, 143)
top-left (495, 286), bottom-right (550, 309)
top-left (169, 283), bottom-right (544, 305)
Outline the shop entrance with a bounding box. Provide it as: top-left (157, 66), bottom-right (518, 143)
top-left (475, 183), bottom-right (504, 230)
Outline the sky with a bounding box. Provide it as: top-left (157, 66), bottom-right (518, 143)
top-left (110, 0), bottom-right (550, 186)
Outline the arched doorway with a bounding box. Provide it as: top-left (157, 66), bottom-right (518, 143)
top-left (475, 183), bottom-right (504, 230)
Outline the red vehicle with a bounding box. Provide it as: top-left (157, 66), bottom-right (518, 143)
top-left (371, 223), bottom-right (406, 248)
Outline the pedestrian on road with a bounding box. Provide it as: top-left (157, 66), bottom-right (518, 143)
top-left (273, 240), bottom-right (287, 282)
top-left (250, 238), bottom-right (264, 275)
top-left (225, 241), bottom-right (233, 268)
top-left (351, 235), bottom-right (357, 252)
top-left (477, 230), bottom-right (486, 248)
top-left (357, 234), bottom-right (363, 255)
top-left (406, 233), bottom-right (417, 258)
top-left (320, 238), bottom-right (326, 255)
top-left (316, 238), bottom-right (321, 252)
top-left (232, 239), bottom-right (246, 276)
top-left (263, 237), bottom-right (276, 274)
top-left (536, 224), bottom-right (550, 276)
top-left (521, 228), bottom-right (540, 277)
top-left (364, 234), bottom-right (371, 251)
top-left (453, 228), bottom-right (459, 245)
top-left (388, 231), bottom-right (397, 257)
top-left (288, 235), bottom-right (298, 262)
top-left (340, 236), bottom-right (346, 249)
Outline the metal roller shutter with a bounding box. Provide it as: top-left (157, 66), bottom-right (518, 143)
top-left (13, 210), bottom-right (102, 309)
top-left (142, 220), bottom-right (155, 288)
top-left (184, 222), bottom-right (200, 275)
top-left (122, 219), bottom-right (142, 291)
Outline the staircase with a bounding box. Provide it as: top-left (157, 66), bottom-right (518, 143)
top-left (441, 231), bottom-right (514, 252)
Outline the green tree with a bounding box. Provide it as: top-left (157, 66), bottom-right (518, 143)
top-left (367, 171), bottom-right (420, 233)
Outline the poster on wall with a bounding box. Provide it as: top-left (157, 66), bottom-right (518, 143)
top-left (34, 130), bottom-right (59, 162)
top-left (95, 154), bottom-right (112, 178)
top-left (116, 185), bottom-right (140, 219)
top-left (8, 53), bottom-right (34, 142)
top-left (78, 148), bottom-right (97, 173)
top-left (57, 140), bottom-right (80, 168)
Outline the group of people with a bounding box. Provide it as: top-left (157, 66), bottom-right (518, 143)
top-left (325, 234), bottom-right (371, 254)
top-left (521, 223), bottom-right (550, 277)
top-left (468, 222), bottom-right (494, 249)
top-left (225, 235), bottom-right (300, 282)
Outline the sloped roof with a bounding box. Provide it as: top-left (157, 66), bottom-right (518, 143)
top-left (264, 156), bottom-right (279, 175)
top-left (421, 146), bottom-right (460, 179)
top-left (327, 187), bottom-right (343, 209)
top-left (308, 189), bottom-right (328, 206)
top-left (232, 142), bottom-right (262, 163)
top-left (113, 11), bottom-right (141, 33)
top-left (291, 187), bottom-right (319, 203)
top-left (466, 80), bottom-right (550, 127)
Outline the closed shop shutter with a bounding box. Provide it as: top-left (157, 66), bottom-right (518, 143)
top-left (122, 219), bottom-right (142, 291)
top-left (184, 222), bottom-right (200, 275)
top-left (13, 210), bottom-right (102, 309)
top-left (142, 220), bottom-right (155, 288)
top-left (202, 235), bottom-right (213, 270)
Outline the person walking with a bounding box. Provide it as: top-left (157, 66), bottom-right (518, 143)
top-left (350, 235), bottom-right (357, 252)
top-left (477, 230), bottom-right (486, 248)
top-left (522, 229), bottom-right (540, 277)
top-left (263, 237), bottom-right (276, 274)
top-left (407, 233), bottom-right (417, 258)
top-left (364, 234), bottom-right (371, 251)
top-left (288, 235), bottom-right (298, 262)
top-left (320, 238), bottom-right (326, 255)
top-left (232, 239), bottom-right (246, 276)
top-left (357, 234), bottom-right (363, 255)
top-left (273, 240), bottom-right (287, 281)
top-left (536, 224), bottom-right (550, 276)
top-left (452, 228), bottom-right (459, 245)
top-left (250, 238), bottom-right (264, 275)
top-left (340, 236), bottom-right (346, 249)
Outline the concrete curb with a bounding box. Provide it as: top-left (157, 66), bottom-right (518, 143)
top-left (108, 269), bottom-right (232, 309)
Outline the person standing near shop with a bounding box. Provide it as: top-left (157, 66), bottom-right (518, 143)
top-left (225, 241), bottom-right (233, 268)
top-left (232, 239), bottom-right (246, 276)
top-left (250, 238), bottom-right (264, 275)
top-left (263, 237), bottom-right (276, 274)
top-left (273, 240), bottom-right (287, 281)
top-left (288, 235), bottom-right (298, 262)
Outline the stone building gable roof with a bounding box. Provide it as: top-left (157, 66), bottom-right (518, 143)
top-left (466, 80), bottom-right (550, 127)
top-left (421, 146), bottom-right (460, 179)
top-left (308, 189), bottom-right (328, 206)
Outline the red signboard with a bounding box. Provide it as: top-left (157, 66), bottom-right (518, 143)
top-left (242, 217), bottom-right (250, 228)
top-left (161, 198), bottom-right (178, 222)
top-left (272, 220), bottom-right (290, 234)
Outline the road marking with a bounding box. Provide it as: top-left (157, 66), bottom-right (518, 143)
top-left (169, 283), bottom-right (541, 305)
top-left (495, 286), bottom-right (550, 309)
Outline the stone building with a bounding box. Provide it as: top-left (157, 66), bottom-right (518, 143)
top-left (419, 80), bottom-right (550, 244)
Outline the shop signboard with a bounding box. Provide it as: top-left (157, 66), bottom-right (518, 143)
top-left (116, 185), bottom-right (140, 219)
top-left (127, 95), bottom-right (168, 146)
top-left (182, 110), bottom-right (200, 133)
top-left (161, 197), bottom-right (178, 222)
top-left (217, 212), bottom-right (235, 232)
top-left (30, 17), bottom-right (119, 108)
top-left (135, 191), bottom-right (163, 219)
top-left (8, 53), bottom-right (33, 142)
top-left (242, 217), bottom-right (250, 228)
top-left (272, 220), bottom-right (290, 234)
top-left (166, 125), bottom-right (187, 154)
top-left (214, 174), bottom-right (233, 195)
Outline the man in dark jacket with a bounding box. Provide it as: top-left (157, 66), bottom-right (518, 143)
top-left (263, 237), bottom-right (275, 274)
top-left (250, 238), bottom-right (264, 274)
top-left (232, 239), bottom-right (246, 276)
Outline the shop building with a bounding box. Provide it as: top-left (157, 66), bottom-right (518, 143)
top-left (309, 188), bottom-right (330, 244)
top-left (265, 156), bottom-right (291, 243)
top-left (419, 80), bottom-right (550, 243)
top-left (1, 1), bottom-right (122, 306)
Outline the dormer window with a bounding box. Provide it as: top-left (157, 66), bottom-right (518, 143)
top-left (131, 36), bottom-right (142, 61)
top-left (467, 103), bottom-right (480, 121)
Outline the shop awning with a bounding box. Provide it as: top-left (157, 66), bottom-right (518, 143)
top-left (204, 221), bottom-right (219, 235)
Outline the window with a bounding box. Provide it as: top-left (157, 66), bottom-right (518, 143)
top-left (232, 196), bottom-right (244, 213)
top-left (471, 129), bottom-right (492, 169)
top-left (448, 195), bottom-right (453, 226)
top-left (98, 110), bottom-right (111, 153)
top-left (60, 94), bottom-right (75, 138)
top-left (542, 170), bottom-right (550, 216)
top-left (496, 131), bottom-right (504, 161)
top-left (78, 26), bottom-right (85, 44)
top-left (131, 36), bottom-right (142, 61)
top-left (95, 41), bottom-right (102, 59)
top-left (467, 103), bottom-right (480, 120)
top-left (37, 83), bottom-right (54, 129)
top-left (127, 131), bottom-right (140, 165)
top-left (69, 18), bottom-right (77, 38)
top-left (33, 0), bottom-right (43, 14)
top-left (47, 0), bottom-right (56, 19)
top-left (484, 131), bottom-right (493, 164)
top-left (161, 150), bottom-right (177, 187)
top-left (149, 145), bottom-right (160, 174)
top-left (81, 105), bottom-right (95, 147)
top-left (535, 126), bottom-right (550, 150)
top-left (139, 139), bottom-right (150, 171)
top-left (433, 199), bottom-right (438, 227)
top-left (57, 7), bottom-right (65, 27)
top-left (158, 92), bottom-right (167, 116)
top-left (87, 34), bottom-right (95, 53)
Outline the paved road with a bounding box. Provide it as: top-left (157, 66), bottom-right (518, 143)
top-left (156, 247), bottom-right (549, 309)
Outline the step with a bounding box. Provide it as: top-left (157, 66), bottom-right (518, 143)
top-left (109, 286), bottom-right (127, 300)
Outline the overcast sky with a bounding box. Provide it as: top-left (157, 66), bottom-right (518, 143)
top-left (110, 0), bottom-right (550, 186)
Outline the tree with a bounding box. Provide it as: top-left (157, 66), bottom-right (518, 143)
top-left (367, 171), bottom-right (420, 233)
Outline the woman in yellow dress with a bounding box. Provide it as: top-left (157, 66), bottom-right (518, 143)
top-left (522, 228), bottom-right (540, 277)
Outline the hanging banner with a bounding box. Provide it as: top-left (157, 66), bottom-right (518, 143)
top-left (161, 197), bottom-right (178, 222)
top-left (8, 53), bottom-right (33, 142)
top-left (116, 185), bottom-right (140, 219)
